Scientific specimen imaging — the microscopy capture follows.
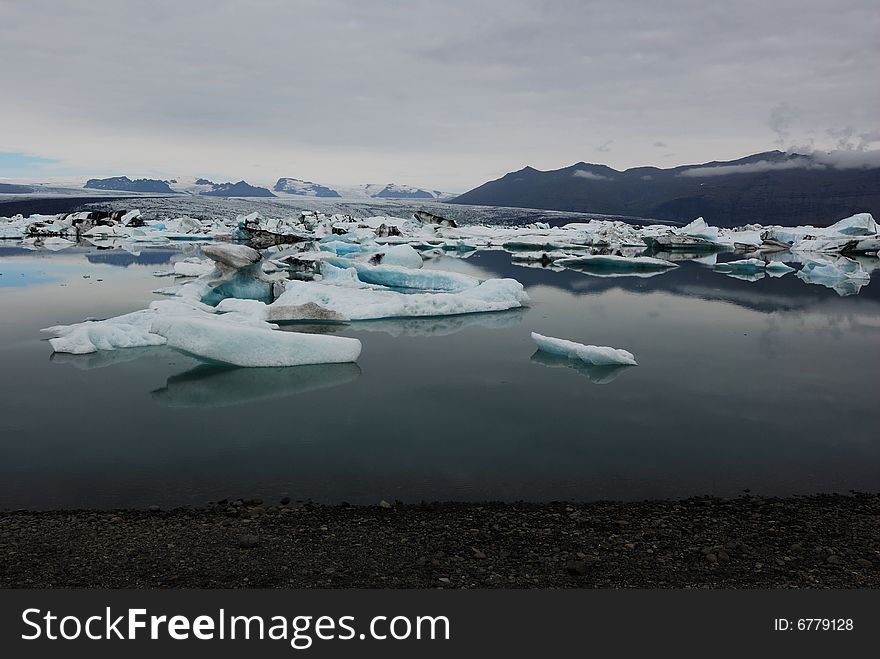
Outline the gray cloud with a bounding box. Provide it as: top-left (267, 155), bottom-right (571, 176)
top-left (653, 141), bottom-right (668, 148)
top-left (595, 140), bottom-right (614, 153)
top-left (0, 0), bottom-right (877, 190)
top-left (812, 149), bottom-right (880, 169)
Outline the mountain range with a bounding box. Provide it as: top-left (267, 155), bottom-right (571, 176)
top-left (74, 176), bottom-right (449, 200)
top-left (451, 151), bottom-right (880, 226)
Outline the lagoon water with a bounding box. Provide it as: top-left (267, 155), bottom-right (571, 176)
top-left (1, 239), bottom-right (879, 509)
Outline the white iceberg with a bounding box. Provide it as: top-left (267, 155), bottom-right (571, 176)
top-left (150, 316), bottom-right (362, 367)
top-left (679, 217), bottom-right (719, 241)
top-left (268, 278), bottom-right (529, 322)
top-left (323, 257), bottom-right (480, 292)
top-left (531, 332), bottom-right (637, 366)
top-left (714, 258), bottom-right (766, 273)
top-left (46, 321), bottom-right (167, 355)
top-left (375, 244), bottom-right (423, 269)
top-left (202, 243), bottom-right (262, 269)
top-left (764, 260), bottom-right (796, 276)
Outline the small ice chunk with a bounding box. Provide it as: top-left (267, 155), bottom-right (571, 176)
top-left (531, 332), bottom-right (637, 366)
top-left (679, 217), bottom-right (719, 241)
top-left (714, 258), bottom-right (766, 273)
top-left (376, 244), bottom-right (423, 269)
top-left (320, 262), bottom-right (370, 288)
top-left (765, 261), bottom-right (796, 276)
top-left (173, 258), bottom-right (215, 277)
top-left (556, 254), bottom-right (677, 273)
top-left (202, 243), bottom-right (261, 269)
top-left (151, 316), bottom-right (362, 367)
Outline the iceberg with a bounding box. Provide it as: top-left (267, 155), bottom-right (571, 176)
top-left (46, 321), bottom-right (167, 355)
top-left (556, 254), bottom-right (678, 274)
top-left (373, 244), bottom-right (423, 269)
top-left (151, 316), bottom-right (362, 367)
top-left (643, 233), bottom-right (725, 252)
top-left (269, 278), bottom-right (529, 321)
top-left (765, 260), bottom-right (796, 277)
top-left (322, 257), bottom-right (480, 292)
top-left (714, 258), bottom-right (766, 273)
top-left (531, 332), bottom-right (637, 366)
top-left (679, 217), bottom-right (719, 241)
top-left (202, 243), bottom-right (262, 269)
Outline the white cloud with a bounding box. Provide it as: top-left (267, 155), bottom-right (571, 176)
top-left (573, 170), bottom-right (611, 180)
top-left (678, 159), bottom-right (825, 177)
top-left (811, 149), bottom-right (880, 169)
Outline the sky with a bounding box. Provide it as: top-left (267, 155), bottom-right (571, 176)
top-left (1, 0), bottom-right (878, 191)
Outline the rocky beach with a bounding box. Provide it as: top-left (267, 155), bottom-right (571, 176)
top-left (2, 494), bottom-right (877, 589)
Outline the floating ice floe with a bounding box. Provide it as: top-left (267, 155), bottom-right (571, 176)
top-left (259, 277), bottom-right (529, 322)
top-left (531, 332), bottom-right (637, 366)
top-left (556, 253), bottom-right (678, 276)
top-left (764, 260), bottom-right (796, 277)
top-left (155, 257), bottom-right (216, 278)
top-left (45, 321), bottom-right (168, 355)
top-left (322, 257), bottom-right (480, 292)
top-left (151, 316), bottom-right (362, 367)
top-left (373, 244), bottom-right (423, 269)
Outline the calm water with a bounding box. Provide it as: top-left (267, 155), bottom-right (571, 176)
top-left (1, 242), bottom-right (879, 509)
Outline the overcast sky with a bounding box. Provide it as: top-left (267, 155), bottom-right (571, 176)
top-left (1, 0), bottom-right (878, 190)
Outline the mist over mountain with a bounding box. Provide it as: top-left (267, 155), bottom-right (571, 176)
top-left (451, 151), bottom-right (880, 226)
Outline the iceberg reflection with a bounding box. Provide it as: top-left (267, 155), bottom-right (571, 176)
top-left (530, 351), bottom-right (635, 384)
top-left (347, 307), bottom-right (528, 337)
top-left (151, 362), bottom-right (361, 408)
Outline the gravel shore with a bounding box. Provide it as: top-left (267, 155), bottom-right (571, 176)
top-left (1, 494), bottom-right (878, 588)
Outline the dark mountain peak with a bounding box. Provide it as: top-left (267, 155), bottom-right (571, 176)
top-left (200, 180), bottom-right (275, 197)
top-left (452, 150), bottom-right (880, 227)
top-left (84, 176), bottom-right (176, 194)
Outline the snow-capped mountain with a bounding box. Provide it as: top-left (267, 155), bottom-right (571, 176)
top-left (273, 178), bottom-right (341, 198)
top-left (325, 183), bottom-right (451, 200)
top-left (4, 172), bottom-right (453, 202)
top-left (167, 176), bottom-right (216, 195)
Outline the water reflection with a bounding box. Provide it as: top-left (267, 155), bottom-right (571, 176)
top-left (348, 307), bottom-right (528, 337)
top-left (2, 238), bottom-right (880, 508)
top-left (50, 346), bottom-right (169, 370)
top-left (151, 362), bottom-right (362, 408)
top-left (530, 351), bottom-right (634, 384)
